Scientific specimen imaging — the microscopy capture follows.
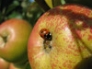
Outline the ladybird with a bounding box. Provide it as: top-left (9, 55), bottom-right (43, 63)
top-left (40, 28), bottom-right (52, 41)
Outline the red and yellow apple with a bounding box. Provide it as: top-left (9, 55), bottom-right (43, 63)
top-left (0, 58), bottom-right (10, 69)
top-left (9, 63), bottom-right (20, 69)
top-left (0, 19), bottom-right (32, 66)
top-left (9, 63), bottom-right (26, 69)
top-left (9, 62), bottom-right (31, 69)
top-left (28, 4), bottom-right (92, 69)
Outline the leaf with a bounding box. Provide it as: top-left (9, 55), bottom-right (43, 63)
top-left (45, 0), bottom-right (53, 8)
top-left (7, 12), bottom-right (23, 19)
top-left (5, 1), bottom-right (20, 15)
top-left (45, 0), bottom-right (66, 8)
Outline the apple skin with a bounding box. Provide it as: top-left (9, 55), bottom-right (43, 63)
top-left (28, 4), bottom-right (92, 69)
top-left (0, 58), bottom-right (10, 69)
top-left (9, 63), bottom-right (31, 69)
top-left (0, 19), bottom-right (32, 66)
top-left (9, 63), bottom-right (24, 69)
top-left (9, 63), bottom-right (20, 69)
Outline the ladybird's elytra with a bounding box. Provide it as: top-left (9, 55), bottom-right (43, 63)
top-left (40, 28), bottom-right (52, 41)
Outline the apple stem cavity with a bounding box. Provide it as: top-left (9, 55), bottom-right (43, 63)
top-left (0, 36), bottom-right (6, 48)
top-left (0, 33), bottom-right (8, 48)
top-left (44, 40), bottom-right (52, 49)
top-left (43, 40), bottom-right (52, 53)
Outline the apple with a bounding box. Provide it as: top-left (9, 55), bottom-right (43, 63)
top-left (9, 63), bottom-right (20, 69)
top-left (9, 63), bottom-right (24, 69)
top-left (0, 18), bottom-right (32, 66)
top-left (28, 4), bottom-right (92, 69)
top-left (0, 58), bottom-right (10, 69)
top-left (9, 62), bottom-right (31, 69)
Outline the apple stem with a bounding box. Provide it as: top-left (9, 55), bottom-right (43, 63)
top-left (0, 35), bottom-right (7, 43)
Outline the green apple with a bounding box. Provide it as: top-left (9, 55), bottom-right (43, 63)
top-left (0, 58), bottom-right (10, 69)
top-left (28, 4), bottom-right (92, 69)
top-left (0, 18), bottom-right (32, 66)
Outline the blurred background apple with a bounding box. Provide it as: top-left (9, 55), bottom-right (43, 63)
top-left (0, 58), bottom-right (10, 69)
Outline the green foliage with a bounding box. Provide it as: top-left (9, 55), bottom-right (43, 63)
top-left (24, 2), bottom-right (44, 26)
top-left (0, 0), bottom-right (44, 27)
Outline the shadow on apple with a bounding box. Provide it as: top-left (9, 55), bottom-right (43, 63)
top-left (47, 5), bottom-right (92, 69)
top-left (48, 5), bottom-right (92, 54)
top-left (75, 56), bottom-right (92, 69)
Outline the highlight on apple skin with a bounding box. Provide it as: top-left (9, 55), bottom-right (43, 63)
top-left (28, 4), bottom-right (92, 69)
